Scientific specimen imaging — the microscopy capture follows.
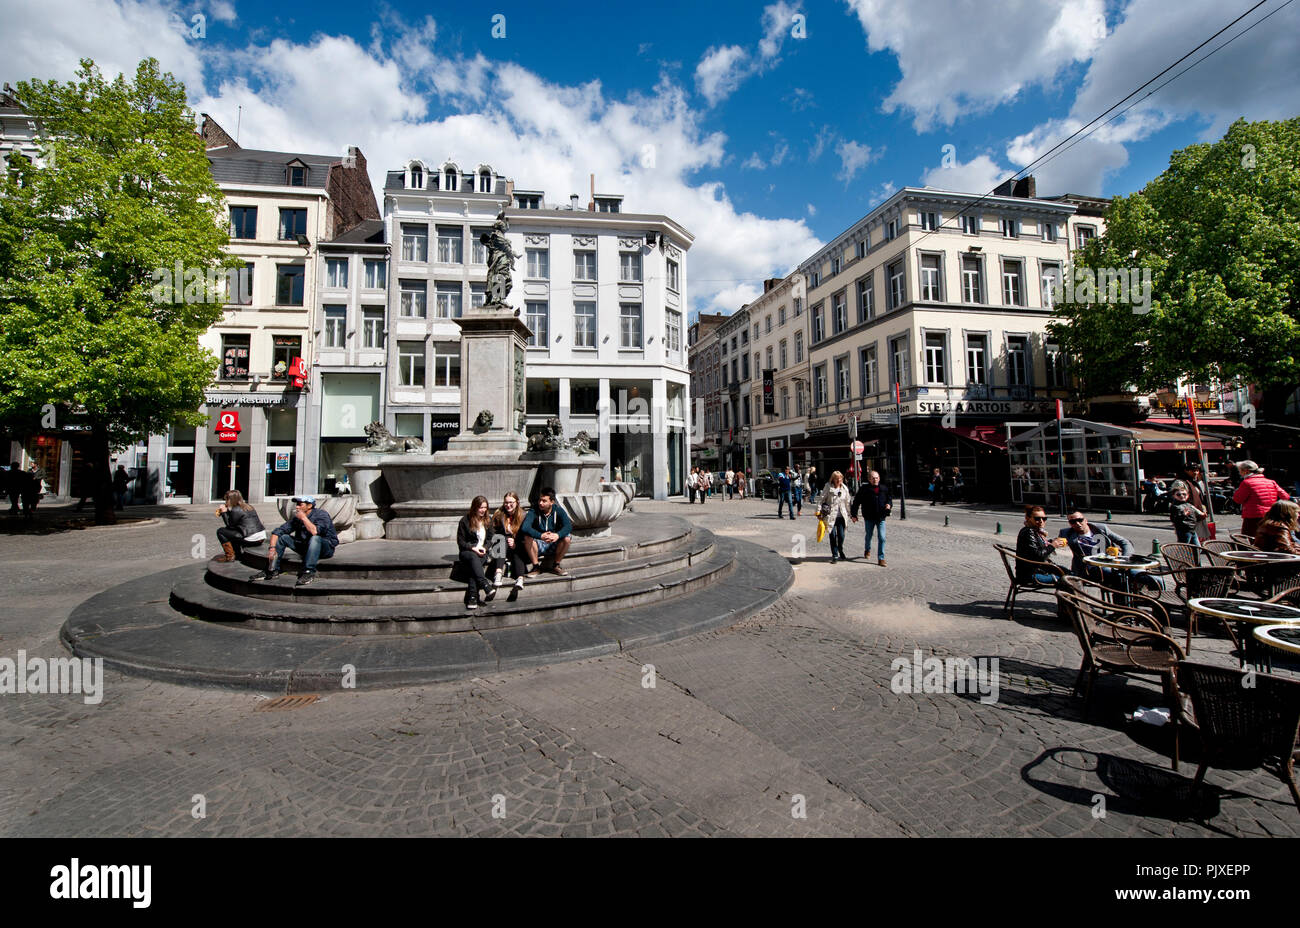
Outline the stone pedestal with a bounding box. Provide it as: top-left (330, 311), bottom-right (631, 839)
top-left (382, 451), bottom-right (541, 540)
top-left (343, 450), bottom-right (390, 540)
top-left (447, 303), bottom-right (532, 454)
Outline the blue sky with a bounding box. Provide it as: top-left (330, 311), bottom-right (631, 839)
top-left (3, 0), bottom-right (1298, 316)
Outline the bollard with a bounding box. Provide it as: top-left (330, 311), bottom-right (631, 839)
top-left (1151, 538), bottom-right (1161, 556)
top-left (995, 521), bottom-right (1002, 535)
top-left (1106, 510), bottom-right (1112, 521)
top-left (944, 515), bottom-right (950, 527)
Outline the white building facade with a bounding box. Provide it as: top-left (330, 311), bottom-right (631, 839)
top-left (383, 162), bottom-right (694, 499)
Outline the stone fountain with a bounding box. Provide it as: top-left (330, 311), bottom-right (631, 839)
top-left (346, 211), bottom-right (619, 539)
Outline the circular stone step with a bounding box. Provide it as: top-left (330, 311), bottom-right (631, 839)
top-left (61, 530), bottom-right (794, 690)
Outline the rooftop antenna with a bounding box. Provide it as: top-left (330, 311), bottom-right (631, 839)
top-left (236, 105), bottom-right (241, 145)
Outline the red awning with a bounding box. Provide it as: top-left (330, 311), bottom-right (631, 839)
top-left (943, 425), bottom-right (1007, 450)
top-left (1130, 426), bottom-right (1223, 452)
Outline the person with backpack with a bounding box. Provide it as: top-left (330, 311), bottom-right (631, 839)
top-left (1233, 460), bottom-right (1291, 539)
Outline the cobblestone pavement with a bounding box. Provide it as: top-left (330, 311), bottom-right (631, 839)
top-left (2, 497), bottom-right (1295, 837)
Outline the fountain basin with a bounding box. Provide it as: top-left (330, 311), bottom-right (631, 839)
top-left (559, 492), bottom-right (626, 537)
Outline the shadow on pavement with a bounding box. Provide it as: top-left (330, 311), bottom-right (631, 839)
top-left (1021, 747), bottom-right (1233, 827)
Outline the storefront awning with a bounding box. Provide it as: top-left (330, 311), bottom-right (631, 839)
top-left (787, 434), bottom-right (878, 452)
top-left (1130, 426), bottom-right (1223, 452)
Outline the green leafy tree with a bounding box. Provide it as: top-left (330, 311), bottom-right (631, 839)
top-left (0, 58), bottom-right (236, 523)
top-left (1050, 117), bottom-right (1300, 419)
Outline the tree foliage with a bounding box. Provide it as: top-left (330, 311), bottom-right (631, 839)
top-left (0, 58), bottom-right (235, 520)
top-left (1049, 117), bottom-right (1300, 408)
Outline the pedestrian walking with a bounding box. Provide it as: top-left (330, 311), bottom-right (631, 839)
top-left (20, 467), bottom-right (42, 520)
top-left (688, 466), bottom-right (698, 504)
top-left (850, 469), bottom-right (892, 566)
top-left (5, 462), bottom-right (21, 514)
top-left (725, 468), bottom-right (735, 500)
top-left (792, 468), bottom-right (804, 517)
top-left (112, 464), bottom-right (130, 510)
top-left (737, 471), bottom-right (746, 499)
top-left (805, 467), bottom-right (818, 497)
top-left (929, 467), bottom-right (944, 506)
top-left (949, 467), bottom-right (965, 503)
top-left (818, 471), bottom-right (853, 563)
top-left (776, 467), bottom-right (794, 519)
top-left (1233, 460), bottom-right (1291, 539)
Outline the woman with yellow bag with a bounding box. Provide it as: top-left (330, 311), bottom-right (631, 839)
top-left (818, 470), bottom-right (853, 564)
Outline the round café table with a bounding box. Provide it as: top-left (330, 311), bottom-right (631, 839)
top-left (1219, 550), bottom-right (1300, 565)
top-left (1254, 625), bottom-right (1300, 670)
top-left (1188, 598), bottom-right (1300, 671)
top-left (1082, 554), bottom-right (1160, 597)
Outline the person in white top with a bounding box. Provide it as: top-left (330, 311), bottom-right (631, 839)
top-left (818, 471), bottom-right (853, 564)
top-left (725, 469), bottom-right (735, 500)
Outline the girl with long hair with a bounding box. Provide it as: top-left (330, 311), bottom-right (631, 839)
top-left (214, 489), bottom-right (266, 562)
top-left (491, 491), bottom-right (529, 591)
top-left (457, 495), bottom-right (496, 609)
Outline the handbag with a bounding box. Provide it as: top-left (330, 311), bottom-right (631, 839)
top-left (243, 529), bottom-right (267, 543)
top-left (815, 517), bottom-right (827, 544)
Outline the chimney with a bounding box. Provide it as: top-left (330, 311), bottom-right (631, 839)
top-left (993, 175), bottom-right (1036, 198)
top-left (570, 194), bottom-right (580, 210)
top-left (763, 277), bottom-right (781, 293)
top-left (589, 173), bottom-right (596, 211)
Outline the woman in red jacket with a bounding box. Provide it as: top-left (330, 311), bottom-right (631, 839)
top-left (1233, 460), bottom-right (1291, 538)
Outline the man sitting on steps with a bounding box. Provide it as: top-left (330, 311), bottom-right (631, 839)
top-left (521, 487), bottom-right (572, 576)
top-left (251, 495), bottom-right (338, 587)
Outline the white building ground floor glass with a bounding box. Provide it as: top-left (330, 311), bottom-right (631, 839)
top-left (523, 372), bottom-right (690, 499)
top-left (306, 371), bottom-right (382, 495)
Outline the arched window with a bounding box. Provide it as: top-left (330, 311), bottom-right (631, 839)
top-left (478, 169), bottom-right (492, 193)
top-left (443, 165), bottom-right (458, 192)
top-left (409, 163), bottom-right (424, 189)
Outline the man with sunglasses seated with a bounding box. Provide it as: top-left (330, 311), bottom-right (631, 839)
top-left (1057, 510), bottom-right (1161, 591)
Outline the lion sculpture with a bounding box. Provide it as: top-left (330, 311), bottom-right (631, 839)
top-left (361, 421), bottom-right (428, 453)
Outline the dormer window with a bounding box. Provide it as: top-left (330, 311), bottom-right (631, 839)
top-left (595, 197), bottom-right (622, 213)
top-left (286, 160), bottom-right (307, 186)
top-left (478, 169), bottom-right (492, 193)
top-left (409, 163), bottom-right (424, 189)
top-left (443, 165), bottom-right (459, 192)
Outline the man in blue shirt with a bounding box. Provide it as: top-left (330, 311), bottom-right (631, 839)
top-left (252, 495), bottom-right (338, 586)
top-left (776, 468), bottom-right (794, 520)
top-left (521, 487), bottom-right (573, 575)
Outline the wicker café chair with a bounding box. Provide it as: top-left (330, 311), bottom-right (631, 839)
top-left (1200, 539), bottom-right (1240, 567)
top-left (1230, 533), bottom-right (1260, 548)
top-left (995, 544), bottom-right (1065, 619)
top-left (1162, 543), bottom-right (1205, 577)
top-left (1237, 560), bottom-right (1300, 601)
top-left (1267, 584), bottom-right (1300, 607)
top-left (1135, 566), bottom-right (1238, 651)
top-left (1061, 575), bottom-right (1173, 631)
top-left (1059, 588), bottom-right (1184, 731)
top-left (1176, 661), bottom-right (1300, 815)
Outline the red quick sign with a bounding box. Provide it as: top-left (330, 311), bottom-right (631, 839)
top-left (215, 410), bottom-right (242, 442)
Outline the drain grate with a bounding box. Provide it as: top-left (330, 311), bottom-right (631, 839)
top-left (255, 694), bottom-right (320, 712)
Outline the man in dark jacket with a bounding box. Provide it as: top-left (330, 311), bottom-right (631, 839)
top-left (252, 495), bottom-right (338, 585)
top-left (1058, 510), bottom-right (1160, 591)
top-left (521, 487), bottom-right (572, 575)
top-left (112, 465), bottom-right (130, 510)
top-left (850, 469), bottom-right (892, 566)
